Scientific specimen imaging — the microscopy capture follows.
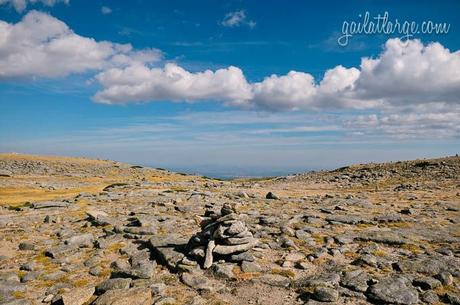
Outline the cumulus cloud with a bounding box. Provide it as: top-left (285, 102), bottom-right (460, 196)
top-left (355, 39), bottom-right (460, 105)
top-left (221, 10), bottom-right (256, 28)
top-left (0, 11), bottom-right (161, 79)
top-left (93, 62), bottom-right (369, 110)
top-left (92, 38), bottom-right (459, 111)
top-left (249, 66), bottom-right (364, 110)
top-left (94, 63), bottom-right (252, 104)
top-left (0, 0), bottom-right (68, 12)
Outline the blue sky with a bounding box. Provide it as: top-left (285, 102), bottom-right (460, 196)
top-left (0, 0), bottom-right (459, 177)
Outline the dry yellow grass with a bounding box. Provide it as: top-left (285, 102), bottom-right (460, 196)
top-left (0, 153), bottom-right (205, 207)
top-left (0, 184), bottom-right (105, 206)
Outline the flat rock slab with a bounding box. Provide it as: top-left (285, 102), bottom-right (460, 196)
top-left (0, 169), bottom-right (12, 177)
top-left (32, 201), bottom-right (71, 209)
top-left (149, 235), bottom-right (187, 271)
top-left (367, 276), bottom-right (419, 305)
top-left (96, 278), bottom-right (132, 294)
top-left (395, 255), bottom-right (460, 276)
top-left (356, 230), bottom-right (408, 245)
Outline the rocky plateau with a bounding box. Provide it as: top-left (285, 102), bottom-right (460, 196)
top-left (0, 153), bottom-right (459, 305)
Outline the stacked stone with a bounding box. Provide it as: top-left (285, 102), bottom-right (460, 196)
top-left (186, 203), bottom-right (258, 269)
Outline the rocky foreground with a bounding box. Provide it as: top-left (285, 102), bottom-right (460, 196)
top-left (0, 153), bottom-right (459, 305)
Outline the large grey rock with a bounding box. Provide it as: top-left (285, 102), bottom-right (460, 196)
top-left (356, 230), bottom-right (408, 245)
top-left (340, 269), bottom-right (370, 292)
top-left (313, 286), bottom-right (339, 302)
top-left (294, 272), bottom-right (340, 288)
top-left (212, 263), bottom-right (235, 279)
top-left (230, 252), bottom-right (255, 262)
top-left (241, 261), bottom-right (261, 273)
top-left (149, 235), bottom-right (186, 271)
top-left (367, 276), bottom-right (419, 305)
top-left (421, 291), bottom-right (439, 304)
top-left (86, 210), bottom-right (113, 226)
top-left (111, 257), bottom-right (155, 280)
top-left (413, 276), bottom-right (441, 290)
top-left (395, 255), bottom-right (459, 276)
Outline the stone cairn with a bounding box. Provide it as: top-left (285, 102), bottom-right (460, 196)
top-left (186, 203), bottom-right (258, 269)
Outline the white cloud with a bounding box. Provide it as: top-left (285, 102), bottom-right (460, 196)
top-left (249, 66), bottom-right (364, 111)
top-left (0, 0), bottom-right (68, 12)
top-left (355, 39), bottom-right (460, 105)
top-left (93, 38), bottom-right (459, 112)
top-left (0, 11), bottom-right (161, 79)
top-left (221, 10), bottom-right (256, 28)
top-left (94, 63), bottom-right (252, 104)
top-left (101, 6), bottom-right (112, 15)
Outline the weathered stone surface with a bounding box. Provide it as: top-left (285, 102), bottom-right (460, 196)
top-left (421, 290), bottom-right (439, 304)
top-left (340, 269), bottom-right (370, 292)
top-left (395, 255), bottom-right (459, 276)
top-left (241, 261), bottom-right (261, 273)
top-left (356, 230), bottom-right (408, 245)
top-left (96, 278), bottom-right (132, 294)
top-left (212, 263), bottom-right (235, 279)
top-left (32, 201), bottom-right (70, 209)
top-left (367, 276), bottom-right (419, 305)
top-left (413, 276), bottom-right (441, 290)
top-left (313, 286), bottom-right (339, 302)
top-left (149, 235), bottom-right (187, 271)
top-left (230, 252), bottom-right (255, 262)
